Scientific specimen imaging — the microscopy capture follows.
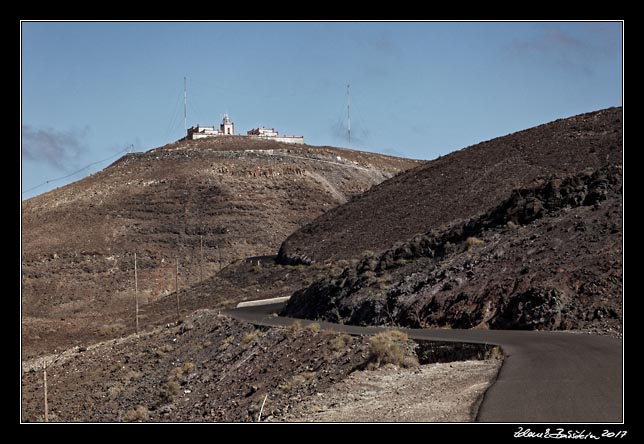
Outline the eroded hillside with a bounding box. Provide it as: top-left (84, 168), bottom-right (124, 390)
top-left (22, 137), bottom-right (420, 358)
top-left (283, 165), bottom-right (622, 333)
top-left (278, 107), bottom-right (622, 265)
top-left (21, 309), bottom-right (498, 422)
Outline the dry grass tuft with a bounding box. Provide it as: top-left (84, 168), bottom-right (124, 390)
top-left (367, 330), bottom-right (418, 369)
top-left (287, 320), bottom-right (302, 334)
top-left (305, 322), bottom-right (321, 333)
top-left (330, 333), bottom-right (352, 352)
top-left (219, 335), bottom-right (235, 351)
top-left (466, 236), bottom-right (485, 248)
top-left (242, 330), bottom-right (260, 344)
top-left (127, 370), bottom-right (143, 381)
top-left (279, 371), bottom-right (317, 392)
top-left (98, 323), bottom-right (126, 336)
top-left (123, 405), bottom-right (149, 422)
top-left (107, 383), bottom-right (123, 400)
top-left (160, 380), bottom-right (180, 402)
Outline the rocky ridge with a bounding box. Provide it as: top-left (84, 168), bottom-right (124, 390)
top-left (282, 165), bottom-right (622, 332)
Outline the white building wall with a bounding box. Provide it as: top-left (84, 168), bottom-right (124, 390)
top-left (248, 127), bottom-right (280, 137)
top-left (187, 121), bottom-right (302, 143)
top-left (191, 133), bottom-right (217, 140)
top-left (249, 135), bottom-right (305, 144)
top-left (187, 125), bottom-right (223, 139)
top-left (221, 123), bottom-right (234, 135)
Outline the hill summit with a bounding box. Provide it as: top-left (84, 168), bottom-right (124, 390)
top-left (278, 107), bottom-right (622, 264)
top-left (21, 137), bottom-right (419, 358)
top-left (281, 107), bottom-right (623, 333)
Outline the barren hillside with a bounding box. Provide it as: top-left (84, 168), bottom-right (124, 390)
top-left (278, 107), bottom-right (622, 265)
top-left (283, 165), bottom-right (623, 333)
top-left (21, 309), bottom-right (498, 422)
top-left (22, 137), bottom-right (420, 358)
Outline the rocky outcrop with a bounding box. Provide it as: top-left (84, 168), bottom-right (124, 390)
top-left (282, 165), bottom-right (622, 332)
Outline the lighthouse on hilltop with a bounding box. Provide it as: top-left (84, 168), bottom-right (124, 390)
top-left (186, 113), bottom-right (304, 144)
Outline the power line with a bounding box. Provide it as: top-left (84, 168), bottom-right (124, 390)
top-left (347, 83), bottom-right (351, 146)
top-left (22, 145), bottom-right (133, 196)
top-left (163, 86), bottom-right (184, 141)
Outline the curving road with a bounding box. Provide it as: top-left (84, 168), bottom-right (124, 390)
top-left (224, 303), bottom-right (623, 423)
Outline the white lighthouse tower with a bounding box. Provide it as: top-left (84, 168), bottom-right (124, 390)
top-left (220, 113), bottom-right (234, 135)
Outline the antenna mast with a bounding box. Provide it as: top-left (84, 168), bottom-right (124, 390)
top-left (347, 83), bottom-right (351, 145)
top-left (183, 76), bottom-right (187, 132)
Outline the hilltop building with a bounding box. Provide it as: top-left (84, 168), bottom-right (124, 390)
top-left (187, 113), bottom-right (235, 139)
top-left (246, 127), bottom-right (304, 144)
top-left (186, 114), bottom-right (304, 144)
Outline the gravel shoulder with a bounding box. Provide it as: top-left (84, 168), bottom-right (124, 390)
top-left (277, 359), bottom-right (501, 422)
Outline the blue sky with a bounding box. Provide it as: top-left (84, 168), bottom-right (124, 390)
top-left (21, 21), bottom-right (622, 199)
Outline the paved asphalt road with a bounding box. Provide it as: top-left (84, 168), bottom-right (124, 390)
top-left (224, 303), bottom-right (623, 423)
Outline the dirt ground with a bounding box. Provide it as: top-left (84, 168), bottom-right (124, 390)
top-left (21, 138), bottom-right (419, 359)
top-left (277, 360), bottom-right (501, 422)
top-left (21, 308), bottom-right (500, 423)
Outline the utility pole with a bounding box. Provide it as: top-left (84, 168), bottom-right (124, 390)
top-left (200, 235), bottom-right (204, 283)
top-left (347, 83), bottom-right (351, 146)
top-left (175, 257), bottom-right (180, 321)
top-left (183, 76), bottom-right (187, 133)
top-left (134, 252), bottom-right (139, 336)
top-left (43, 360), bottom-right (48, 422)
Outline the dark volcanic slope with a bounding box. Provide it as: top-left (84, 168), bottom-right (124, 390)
top-left (22, 137), bottom-right (419, 358)
top-left (278, 107), bottom-right (622, 264)
top-left (21, 309), bottom-right (372, 422)
top-left (283, 165), bottom-right (623, 333)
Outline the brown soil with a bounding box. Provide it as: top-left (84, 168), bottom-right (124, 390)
top-left (278, 360), bottom-right (501, 422)
top-left (21, 137), bottom-right (419, 358)
top-left (21, 308), bottom-right (495, 422)
top-left (20, 108), bottom-right (623, 423)
top-left (21, 310), bottom-right (370, 422)
top-left (278, 107), bottom-right (622, 265)
top-left (21, 258), bottom-right (326, 360)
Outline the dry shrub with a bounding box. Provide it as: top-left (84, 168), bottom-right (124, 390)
top-left (330, 333), bottom-right (352, 352)
top-left (107, 383), bottom-right (123, 400)
top-left (98, 323), bottom-right (126, 336)
top-left (287, 320), bottom-right (302, 334)
top-left (489, 345), bottom-right (505, 360)
top-left (127, 370), bottom-right (142, 381)
top-left (280, 375), bottom-right (305, 392)
top-left (183, 321), bottom-right (194, 331)
top-left (279, 371), bottom-right (316, 392)
top-left (160, 380), bottom-right (180, 402)
top-left (305, 322), bottom-right (321, 333)
top-left (219, 335), bottom-right (235, 351)
top-left (466, 236), bottom-right (485, 248)
top-left (123, 405), bottom-right (149, 422)
top-left (367, 330), bottom-right (418, 369)
top-left (170, 367), bottom-right (183, 379)
top-left (242, 330), bottom-right (260, 344)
